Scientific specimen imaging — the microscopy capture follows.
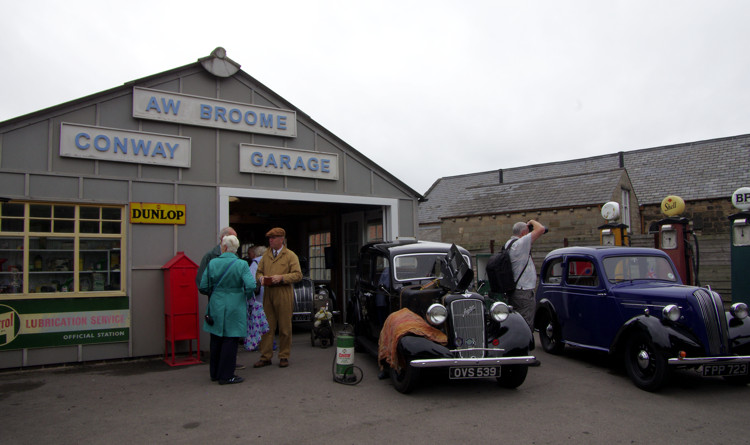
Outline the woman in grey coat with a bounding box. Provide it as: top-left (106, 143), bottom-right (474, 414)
top-left (199, 235), bottom-right (256, 384)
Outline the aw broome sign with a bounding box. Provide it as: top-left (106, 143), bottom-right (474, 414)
top-left (130, 203), bottom-right (186, 225)
top-left (133, 87), bottom-right (297, 138)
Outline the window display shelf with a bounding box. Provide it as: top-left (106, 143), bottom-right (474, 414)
top-left (0, 235), bottom-right (122, 295)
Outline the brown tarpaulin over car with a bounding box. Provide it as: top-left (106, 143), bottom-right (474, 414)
top-left (378, 308), bottom-right (447, 372)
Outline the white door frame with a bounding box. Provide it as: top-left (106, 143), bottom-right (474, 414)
top-left (218, 187), bottom-right (400, 239)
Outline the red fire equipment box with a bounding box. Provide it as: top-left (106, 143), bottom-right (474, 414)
top-left (162, 252), bottom-right (202, 366)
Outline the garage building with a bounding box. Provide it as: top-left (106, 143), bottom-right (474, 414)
top-left (0, 48), bottom-right (422, 369)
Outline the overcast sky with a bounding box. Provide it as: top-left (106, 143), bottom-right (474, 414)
top-left (2, 1), bottom-right (749, 193)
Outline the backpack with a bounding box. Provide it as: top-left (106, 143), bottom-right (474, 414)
top-left (485, 238), bottom-right (528, 296)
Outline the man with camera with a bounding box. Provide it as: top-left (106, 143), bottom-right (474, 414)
top-left (505, 220), bottom-right (547, 330)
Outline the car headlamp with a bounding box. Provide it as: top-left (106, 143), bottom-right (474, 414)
top-left (490, 301), bottom-right (510, 322)
top-left (662, 304), bottom-right (681, 322)
top-left (731, 302), bottom-right (749, 320)
top-left (426, 303), bottom-right (447, 326)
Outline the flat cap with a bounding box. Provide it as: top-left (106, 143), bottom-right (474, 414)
top-left (265, 227), bottom-right (286, 238)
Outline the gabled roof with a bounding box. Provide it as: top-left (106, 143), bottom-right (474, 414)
top-left (420, 133), bottom-right (750, 224)
top-left (621, 135), bottom-right (750, 205)
top-left (422, 169), bottom-right (627, 223)
top-left (0, 49), bottom-right (423, 201)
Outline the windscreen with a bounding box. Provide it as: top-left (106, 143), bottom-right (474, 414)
top-left (393, 253), bottom-right (471, 283)
top-left (602, 255), bottom-right (678, 283)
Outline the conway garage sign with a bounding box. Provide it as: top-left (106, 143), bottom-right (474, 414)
top-left (239, 144), bottom-right (339, 180)
top-left (132, 87), bottom-right (297, 138)
top-left (60, 123), bottom-right (191, 168)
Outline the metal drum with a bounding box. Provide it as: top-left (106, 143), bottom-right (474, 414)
top-left (292, 278), bottom-right (314, 322)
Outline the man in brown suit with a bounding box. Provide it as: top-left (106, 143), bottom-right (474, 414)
top-left (253, 227), bottom-right (302, 368)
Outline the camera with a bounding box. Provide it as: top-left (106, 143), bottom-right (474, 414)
top-left (204, 314), bottom-right (214, 326)
top-left (528, 223), bottom-right (549, 234)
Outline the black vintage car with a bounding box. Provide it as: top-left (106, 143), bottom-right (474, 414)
top-left (349, 239), bottom-right (537, 393)
top-left (535, 246), bottom-right (750, 391)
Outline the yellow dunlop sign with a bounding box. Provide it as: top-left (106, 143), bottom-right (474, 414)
top-left (130, 202), bottom-right (186, 225)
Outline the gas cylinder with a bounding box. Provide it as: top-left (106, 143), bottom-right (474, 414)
top-left (335, 332), bottom-right (355, 382)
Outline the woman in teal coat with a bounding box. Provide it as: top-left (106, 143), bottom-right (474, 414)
top-left (199, 234), bottom-right (256, 384)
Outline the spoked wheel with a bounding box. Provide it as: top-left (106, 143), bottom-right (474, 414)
top-left (624, 332), bottom-right (668, 392)
top-left (538, 312), bottom-right (564, 354)
top-left (390, 361), bottom-right (420, 394)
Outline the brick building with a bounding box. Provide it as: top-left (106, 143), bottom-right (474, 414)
top-left (419, 135), bottom-right (750, 301)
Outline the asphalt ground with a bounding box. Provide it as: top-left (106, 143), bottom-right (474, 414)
top-left (1, 326), bottom-right (384, 445)
top-left (3, 326), bottom-right (750, 445)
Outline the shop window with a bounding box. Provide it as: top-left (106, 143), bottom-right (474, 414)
top-left (0, 202), bottom-right (125, 297)
top-left (308, 231), bottom-right (331, 282)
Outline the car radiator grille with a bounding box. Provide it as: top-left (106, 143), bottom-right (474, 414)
top-left (450, 299), bottom-right (485, 358)
top-left (693, 288), bottom-right (729, 355)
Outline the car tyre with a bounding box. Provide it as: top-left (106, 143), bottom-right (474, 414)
top-left (623, 331), bottom-right (668, 392)
top-left (496, 364), bottom-right (528, 389)
top-left (538, 311), bottom-right (564, 354)
top-left (723, 375), bottom-right (750, 386)
top-left (390, 361), bottom-right (420, 394)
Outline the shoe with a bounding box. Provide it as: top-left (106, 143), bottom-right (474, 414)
top-left (235, 363), bottom-right (246, 370)
top-left (253, 359), bottom-right (272, 368)
top-left (219, 375), bottom-right (244, 385)
top-left (211, 377), bottom-right (218, 382)
top-left (279, 358), bottom-right (289, 368)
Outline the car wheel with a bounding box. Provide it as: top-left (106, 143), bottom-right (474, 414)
top-left (538, 311), bottom-right (564, 354)
top-left (623, 332), bottom-right (668, 391)
top-left (496, 364), bottom-right (529, 389)
top-left (723, 375), bottom-right (750, 386)
top-left (390, 361), bottom-right (420, 394)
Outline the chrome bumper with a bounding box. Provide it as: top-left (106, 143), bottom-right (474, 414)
top-left (410, 355), bottom-right (539, 368)
top-left (668, 355), bottom-right (750, 366)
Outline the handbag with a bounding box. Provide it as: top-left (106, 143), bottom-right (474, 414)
top-left (204, 258), bottom-right (239, 326)
top-left (244, 297), bottom-right (270, 351)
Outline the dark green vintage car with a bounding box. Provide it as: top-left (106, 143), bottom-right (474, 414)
top-left (348, 239), bottom-right (538, 393)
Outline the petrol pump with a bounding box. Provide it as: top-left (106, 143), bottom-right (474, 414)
top-left (729, 187), bottom-right (750, 304)
top-left (598, 201), bottom-right (630, 246)
top-left (651, 195), bottom-right (698, 286)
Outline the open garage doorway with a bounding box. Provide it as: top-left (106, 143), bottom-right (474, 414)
top-left (218, 188), bottom-right (401, 318)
